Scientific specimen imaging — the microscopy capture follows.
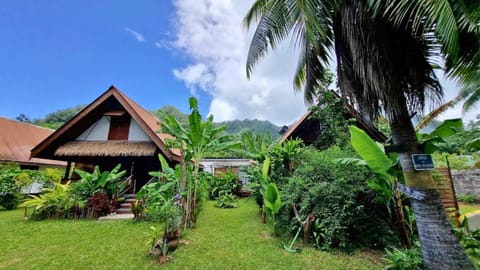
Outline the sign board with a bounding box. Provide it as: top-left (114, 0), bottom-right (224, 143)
top-left (411, 154), bottom-right (434, 171)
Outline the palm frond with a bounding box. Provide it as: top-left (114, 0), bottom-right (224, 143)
top-left (243, 0), bottom-right (269, 29)
top-left (338, 0), bottom-right (442, 122)
top-left (368, 0), bottom-right (480, 85)
top-left (245, 1), bottom-right (296, 78)
top-left (415, 96), bottom-right (463, 131)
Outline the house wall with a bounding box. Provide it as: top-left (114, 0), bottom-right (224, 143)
top-left (76, 116), bottom-right (150, 141)
top-left (200, 159), bottom-right (252, 186)
top-left (128, 119), bottom-right (150, 141)
top-left (451, 169), bottom-right (480, 198)
top-left (77, 116), bottom-right (110, 140)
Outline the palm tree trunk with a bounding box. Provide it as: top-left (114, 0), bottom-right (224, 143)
top-left (394, 189), bottom-right (410, 248)
top-left (389, 102), bottom-right (474, 269)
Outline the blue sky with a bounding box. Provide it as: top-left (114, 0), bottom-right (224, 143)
top-left (0, 1), bottom-right (476, 126)
top-left (0, 1), bottom-right (210, 120)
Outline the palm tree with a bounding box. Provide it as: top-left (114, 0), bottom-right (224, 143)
top-left (245, 0), bottom-right (479, 268)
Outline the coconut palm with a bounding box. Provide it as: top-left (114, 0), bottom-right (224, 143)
top-left (245, 0), bottom-right (479, 268)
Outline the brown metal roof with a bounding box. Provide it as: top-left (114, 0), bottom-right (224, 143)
top-left (31, 86), bottom-right (181, 162)
top-left (54, 141), bottom-right (157, 157)
top-left (0, 117), bottom-right (66, 167)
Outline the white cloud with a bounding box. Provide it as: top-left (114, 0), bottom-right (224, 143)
top-left (124, 27), bottom-right (146, 42)
top-left (173, 63), bottom-right (214, 96)
top-left (171, 0), bottom-right (306, 126)
top-left (170, 0), bottom-right (480, 127)
top-left (155, 40), bottom-right (173, 50)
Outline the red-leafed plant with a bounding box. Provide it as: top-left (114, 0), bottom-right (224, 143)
top-left (87, 193), bottom-right (113, 219)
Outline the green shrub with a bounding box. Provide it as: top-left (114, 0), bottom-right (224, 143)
top-left (0, 174), bottom-right (20, 210)
top-left (383, 242), bottom-right (424, 270)
top-left (215, 192), bottom-right (239, 208)
top-left (72, 164), bottom-right (126, 200)
top-left (0, 163), bottom-right (63, 210)
top-left (458, 194), bottom-right (478, 204)
top-left (20, 182), bottom-right (86, 219)
top-left (0, 193), bottom-right (21, 210)
top-left (432, 152), bottom-right (480, 170)
top-left (454, 218), bottom-right (480, 268)
top-left (279, 146), bottom-right (397, 249)
top-left (208, 170), bottom-right (240, 199)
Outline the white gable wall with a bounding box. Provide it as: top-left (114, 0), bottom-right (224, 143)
top-left (76, 116), bottom-right (151, 141)
top-left (76, 116), bottom-right (110, 141)
top-left (128, 119), bottom-right (151, 141)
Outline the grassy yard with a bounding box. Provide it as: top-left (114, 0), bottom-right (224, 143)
top-left (459, 203), bottom-right (480, 215)
top-left (0, 199), bottom-right (384, 270)
top-left (0, 208), bottom-right (158, 270)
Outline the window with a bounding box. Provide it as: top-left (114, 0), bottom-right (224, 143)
top-left (108, 115), bottom-right (130, 140)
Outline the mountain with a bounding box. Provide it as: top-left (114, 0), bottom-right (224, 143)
top-left (151, 106), bottom-right (189, 127)
top-left (214, 119), bottom-right (281, 139)
top-left (153, 107), bottom-right (282, 138)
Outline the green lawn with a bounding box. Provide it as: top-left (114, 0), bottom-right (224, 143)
top-left (0, 208), bottom-right (158, 270)
top-left (459, 203), bottom-right (480, 215)
top-left (0, 200), bottom-right (384, 270)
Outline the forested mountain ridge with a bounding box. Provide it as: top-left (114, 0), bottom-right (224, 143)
top-left (215, 119), bottom-right (281, 139)
top-left (17, 105), bottom-right (282, 138)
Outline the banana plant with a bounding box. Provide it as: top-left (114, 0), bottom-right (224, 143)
top-left (417, 118), bottom-right (463, 154)
top-left (74, 164), bottom-right (126, 198)
top-left (256, 157), bottom-right (282, 234)
top-left (159, 96), bottom-right (241, 227)
top-left (240, 132), bottom-right (274, 163)
top-left (346, 126), bottom-right (398, 206)
top-left (138, 155), bottom-right (180, 205)
top-left (264, 182), bottom-right (281, 235)
top-left (344, 126), bottom-right (410, 247)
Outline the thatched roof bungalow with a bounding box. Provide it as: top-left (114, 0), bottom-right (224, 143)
top-left (31, 86), bottom-right (181, 192)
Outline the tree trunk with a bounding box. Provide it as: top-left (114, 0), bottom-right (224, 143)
top-left (389, 104), bottom-right (474, 269)
top-left (394, 189), bottom-right (410, 249)
top-left (178, 148), bottom-right (191, 230)
top-left (189, 162), bottom-right (200, 227)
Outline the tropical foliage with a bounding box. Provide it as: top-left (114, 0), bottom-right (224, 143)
top-left (0, 164), bottom-right (63, 210)
top-left (21, 165), bottom-right (127, 219)
top-left (214, 193), bottom-right (239, 209)
top-left (72, 164), bottom-right (127, 200)
top-left (279, 147), bottom-right (397, 249)
top-left (309, 90), bottom-right (352, 150)
top-left (159, 96), bottom-right (240, 227)
top-left (244, 1), bottom-right (479, 266)
top-left (383, 242), bottom-right (424, 270)
top-left (207, 169), bottom-right (240, 200)
top-left (20, 182), bottom-right (85, 219)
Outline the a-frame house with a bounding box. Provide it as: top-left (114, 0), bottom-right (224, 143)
top-left (280, 100), bottom-right (387, 145)
top-left (31, 86), bottom-right (181, 192)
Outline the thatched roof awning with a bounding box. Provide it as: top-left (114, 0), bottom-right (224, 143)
top-left (54, 141), bottom-right (156, 157)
